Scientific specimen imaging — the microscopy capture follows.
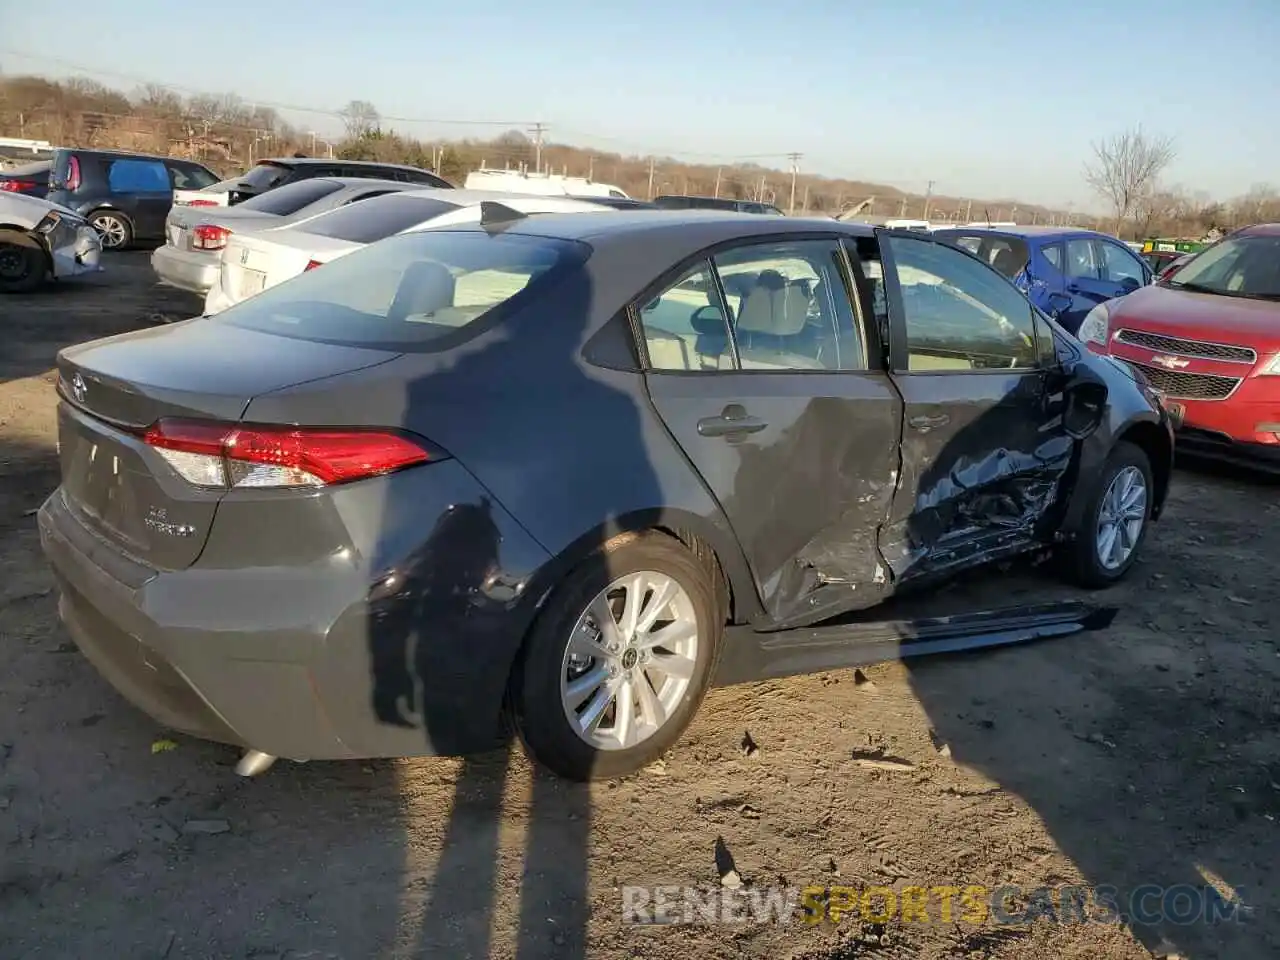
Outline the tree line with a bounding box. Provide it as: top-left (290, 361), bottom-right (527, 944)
top-left (2, 73), bottom-right (1276, 237)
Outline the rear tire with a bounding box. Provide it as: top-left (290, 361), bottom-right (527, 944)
top-left (89, 211), bottom-right (133, 250)
top-left (512, 532), bottom-right (723, 781)
top-left (1059, 441), bottom-right (1153, 588)
top-left (0, 241), bottom-right (46, 293)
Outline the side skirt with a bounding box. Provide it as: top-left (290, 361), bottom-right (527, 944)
top-left (712, 601), bottom-right (1117, 687)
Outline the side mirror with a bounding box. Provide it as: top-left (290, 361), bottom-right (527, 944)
top-left (1118, 276), bottom-right (1140, 294)
top-left (1063, 380), bottom-right (1108, 440)
top-left (1046, 293), bottom-right (1072, 319)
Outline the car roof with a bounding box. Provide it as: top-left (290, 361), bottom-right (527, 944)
top-left (59, 147), bottom-right (205, 164)
top-left (258, 157), bottom-right (436, 173)
top-left (1234, 223), bottom-right (1280, 237)
top-left (933, 224), bottom-right (1112, 241)
top-left (390, 188), bottom-right (611, 205)
top-left (312, 177), bottom-right (409, 190)
top-left (461, 209), bottom-right (875, 244)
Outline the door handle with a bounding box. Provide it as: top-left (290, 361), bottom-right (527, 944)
top-left (697, 404), bottom-right (768, 438)
top-left (908, 413), bottom-right (950, 433)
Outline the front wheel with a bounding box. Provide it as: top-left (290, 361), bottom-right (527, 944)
top-left (0, 241), bottom-right (46, 293)
top-left (1060, 441), bottom-right (1154, 588)
top-left (512, 532), bottom-right (722, 781)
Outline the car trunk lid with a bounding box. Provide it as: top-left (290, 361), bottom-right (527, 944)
top-left (55, 320), bottom-right (402, 570)
top-left (214, 230), bottom-right (362, 309)
top-left (164, 206), bottom-right (277, 251)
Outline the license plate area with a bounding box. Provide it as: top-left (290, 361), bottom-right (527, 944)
top-left (235, 268), bottom-right (267, 301)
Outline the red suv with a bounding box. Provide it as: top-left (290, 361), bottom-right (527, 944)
top-left (1078, 224), bottom-right (1280, 469)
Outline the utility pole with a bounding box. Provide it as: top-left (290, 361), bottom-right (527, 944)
top-left (713, 167), bottom-right (722, 198)
top-left (529, 122), bottom-right (546, 174)
top-left (922, 180), bottom-right (935, 220)
top-left (965, 198), bottom-right (973, 222)
top-left (801, 184), bottom-right (809, 214)
top-left (898, 196), bottom-right (908, 217)
top-left (647, 157), bottom-right (656, 199)
top-left (757, 175), bottom-right (766, 201)
top-left (587, 155), bottom-right (594, 180)
top-left (786, 152), bottom-right (803, 215)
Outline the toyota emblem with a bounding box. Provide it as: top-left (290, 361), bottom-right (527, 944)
top-left (70, 372), bottom-right (87, 403)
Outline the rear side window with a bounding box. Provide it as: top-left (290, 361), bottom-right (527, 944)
top-left (168, 163), bottom-right (218, 190)
top-left (239, 178), bottom-right (344, 215)
top-left (297, 194), bottom-right (461, 243)
top-left (399, 169), bottom-right (451, 187)
top-left (217, 231), bottom-right (586, 350)
top-left (107, 159), bottom-right (170, 193)
top-left (239, 162), bottom-right (294, 191)
top-left (1042, 243), bottom-right (1064, 271)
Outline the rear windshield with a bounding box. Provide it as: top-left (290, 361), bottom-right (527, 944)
top-left (239, 178), bottom-right (343, 216)
top-left (4, 160), bottom-right (51, 178)
top-left (216, 231), bottom-right (587, 350)
top-left (239, 161), bottom-right (294, 191)
top-left (1164, 235), bottom-right (1280, 299)
top-left (295, 194), bottom-right (460, 243)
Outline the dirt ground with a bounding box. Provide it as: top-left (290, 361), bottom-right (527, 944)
top-left (2, 252), bottom-right (1278, 960)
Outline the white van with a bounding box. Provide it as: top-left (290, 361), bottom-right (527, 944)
top-left (463, 168), bottom-right (630, 200)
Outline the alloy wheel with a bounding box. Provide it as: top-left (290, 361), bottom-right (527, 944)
top-left (92, 215), bottom-right (127, 248)
top-left (1095, 465), bottom-right (1148, 570)
top-left (559, 571), bottom-right (700, 751)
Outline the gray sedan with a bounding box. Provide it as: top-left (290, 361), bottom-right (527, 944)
top-left (150, 177), bottom-right (414, 295)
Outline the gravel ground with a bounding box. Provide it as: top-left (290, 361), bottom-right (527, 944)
top-left (1, 252), bottom-right (1278, 960)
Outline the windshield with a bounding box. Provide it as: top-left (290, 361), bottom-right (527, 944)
top-left (239, 178), bottom-right (344, 216)
top-left (1165, 235), bottom-right (1280, 299)
top-left (216, 230), bottom-right (587, 350)
top-left (296, 194), bottom-right (460, 243)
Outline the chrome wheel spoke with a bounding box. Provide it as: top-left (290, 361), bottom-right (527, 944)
top-left (613, 679), bottom-right (637, 748)
top-left (649, 651), bottom-right (696, 681)
top-left (636, 617), bottom-right (697, 652)
top-left (636, 576), bottom-right (678, 635)
top-left (564, 665), bottom-right (609, 710)
top-left (588, 594), bottom-right (625, 651)
top-left (578, 683), bottom-right (616, 735)
top-left (634, 670), bottom-right (666, 729)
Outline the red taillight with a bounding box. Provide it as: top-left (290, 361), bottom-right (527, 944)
top-left (187, 199), bottom-right (219, 207)
top-left (192, 224), bottom-right (230, 250)
top-left (142, 419), bottom-right (431, 488)
top-left (0, 179), bottom-right (38, 193)
top-left (66, 156), bottom-right (81, 192)
top-left (304, 259), bottom-right (324, 271)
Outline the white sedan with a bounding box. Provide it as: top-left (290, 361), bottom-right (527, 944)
top-left (0, 192), bottom-right (102, 293)
top-left (203, 190), bottom-right (615, 314)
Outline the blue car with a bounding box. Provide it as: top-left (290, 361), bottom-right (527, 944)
top-left (932, 226), bottom-right (1153, 334)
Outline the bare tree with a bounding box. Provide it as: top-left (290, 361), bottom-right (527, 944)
top-left (338, 100), bottom-right (380, 139)
top-left (1083, 126), bottom-right (1176, 235)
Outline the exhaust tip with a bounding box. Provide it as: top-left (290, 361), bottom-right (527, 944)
top-left (235, 750), bottom-right (277, 777)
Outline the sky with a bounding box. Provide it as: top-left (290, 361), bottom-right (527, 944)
top-left (3, 0), bottom-right (1278, 210)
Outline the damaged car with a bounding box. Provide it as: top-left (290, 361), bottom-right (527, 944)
top-left (38, 209), bottom-right (1174, 782)
top-left (0, 192), bottom-right (102, 293)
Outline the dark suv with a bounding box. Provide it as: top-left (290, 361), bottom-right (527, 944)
top-left (45, 149), bottom-right (221, 250)
top-left (652, 194), bottom-right (783, 215)
top-left (188, 158), bottom-right (453, 209)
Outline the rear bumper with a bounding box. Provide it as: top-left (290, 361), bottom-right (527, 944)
top-left (37, 465), bottom-right (553, 761)
top-left (151, 244), bottom-right (219, 295)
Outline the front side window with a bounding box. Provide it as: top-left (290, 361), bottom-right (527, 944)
top-left (217, 231), bottom-right (586, 350)
top-left (712, 240), bottom-right (864, 370)
top-left (1041, 243), bottom-right (1064, 272)
top-left (1098, 241), bottom-right (1147, 286)
top-left (168, 163), bottom-right (218, 190)
top-left (886, 234), bottom-right (1038, 371)
top-left (1164, 235), bottom-right (1280, 299)
top-left (107, 158), bottom-right (170, 193)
